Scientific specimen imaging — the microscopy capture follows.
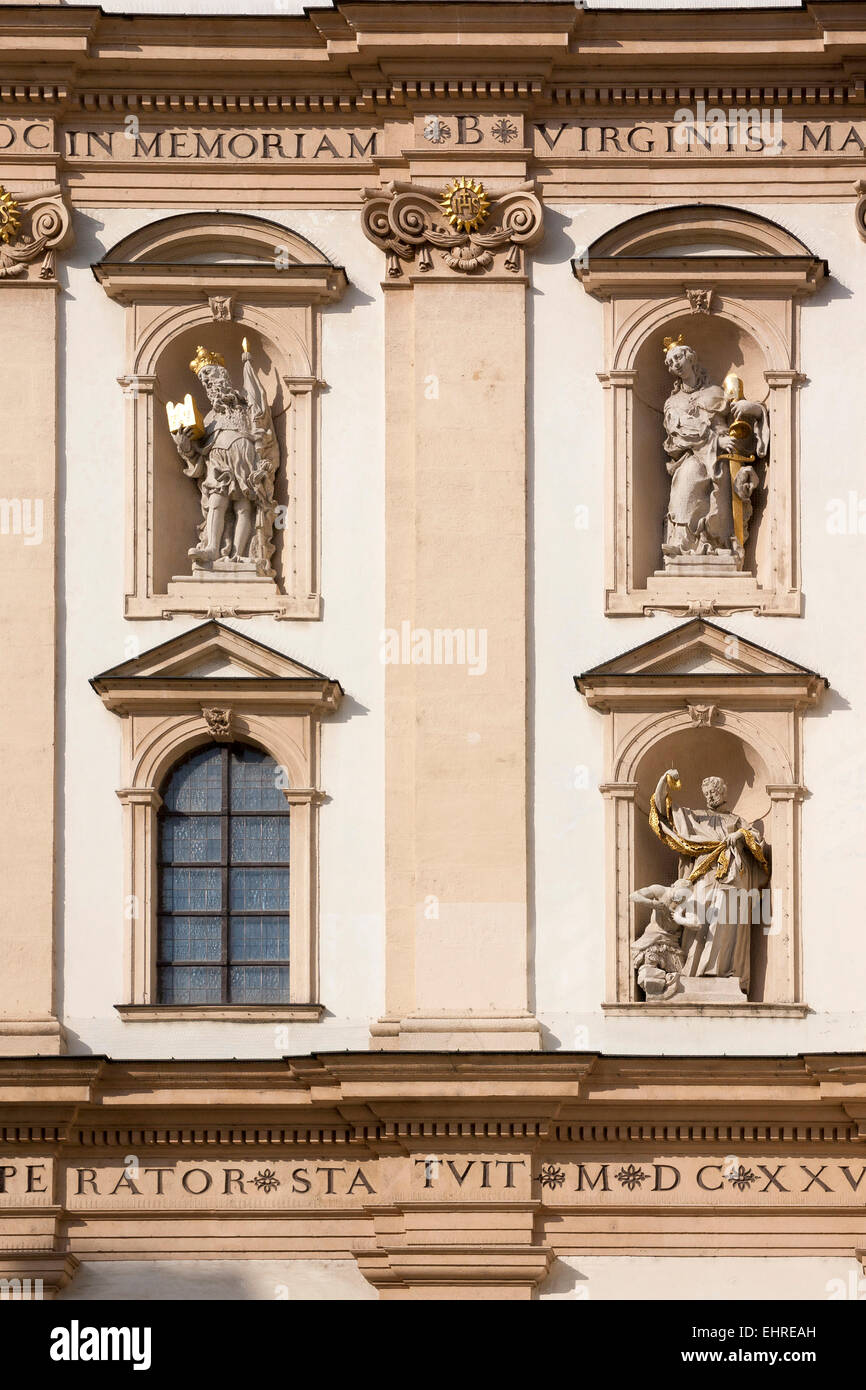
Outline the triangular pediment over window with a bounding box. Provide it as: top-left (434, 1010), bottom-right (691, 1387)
top-left (576, 619), bottom-right (826, 710)
top-left (92, 620), bottom-right (343, 714)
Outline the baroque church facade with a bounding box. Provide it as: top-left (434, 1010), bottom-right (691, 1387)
top-left (1, 0), bottom-right (866, 1300)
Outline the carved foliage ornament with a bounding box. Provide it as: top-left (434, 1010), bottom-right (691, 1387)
top-left (361, 178), bottom-right (543, 276)
top-left (0, 184), bottom-right (71, 280)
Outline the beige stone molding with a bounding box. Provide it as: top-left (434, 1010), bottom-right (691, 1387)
top-left (0, 184), bottom-right (71, 285)
top-left (90, 621), bottom-right (342, 1011)
top-left (576, 205), bottom-right (824, 617)
top-left (360, 178), bottom-right (543, 277)
top-left (6, 8), bottom-right (866, 205)
top-left (577, 619), bottom-right (826, 1011)
top-left (356, 1206), bottom-right (553, 1300)
top-left (0, 193), bottom-right (71, 1057)
top-left (10, 3), bottom-right (866, 120)
top-left (114, 1003), bottom-right (325, 1024)
top-left (373, 224), bottom-right (538, 1051)
top-left (3, 1053), bottom-right (866, 1296)
top-left (0, 1252), bottom-right (79, 1302)
top-left (94, 212), bottom-right (347, 620)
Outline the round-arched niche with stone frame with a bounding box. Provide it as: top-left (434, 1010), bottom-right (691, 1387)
top-left (576, 617), bottom-right (827, 1017)
top-left (574, 204), bottom-right (826, 617)
top-left (93, 212), bottom-right (348, 619)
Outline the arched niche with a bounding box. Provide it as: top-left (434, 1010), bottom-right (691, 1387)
top-left (574, 203), bottom-right (825, 618)
top-left (94, 212), bottom-right (348, 620)
top-left (576, 617), bottom-right (827, 1015)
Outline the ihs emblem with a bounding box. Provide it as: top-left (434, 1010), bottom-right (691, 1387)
top-left (0, 187), bottom-right (22, 245)
top-left (439, 176), bottom-right (491, 233)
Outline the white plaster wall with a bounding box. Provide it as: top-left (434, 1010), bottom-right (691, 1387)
top-left (55, 1258), bottom-right (376, 1301)
top-left (539, 1255), bottom-right (862, 1301)
top-left (61, 197), bottom-right (866, 1059)
top-left (532, 200), bottom-right (866, 1052)
top-left (60, 208), bottom-right (385, 1056)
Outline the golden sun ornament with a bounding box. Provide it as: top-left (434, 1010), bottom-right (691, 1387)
top-left (439, 176), bottom-right (491, 233)
top-left (0, 186), bottom-right (22, 245)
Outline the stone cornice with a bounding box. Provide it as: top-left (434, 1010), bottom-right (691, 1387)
top-left (0, 1054), bottom-right (863, 1145)
top-left (4, 3), bottom-right (866, 114)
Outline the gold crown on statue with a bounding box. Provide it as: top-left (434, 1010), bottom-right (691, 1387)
top-left (189, 345), bottom-right (226, 376)
top-left (662, 334), bottom-right (688, 357)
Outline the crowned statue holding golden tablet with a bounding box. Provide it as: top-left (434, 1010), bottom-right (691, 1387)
top-left (166, 340), bottom-right (280, 578)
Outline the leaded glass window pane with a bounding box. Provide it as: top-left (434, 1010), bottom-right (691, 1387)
top-left (229, 966), bottom-right (290, 1004)
top-left (229, 744), bottom-right (286, 811)
top-left (157, 742), bottom-right (291, 1005)
top-left (160, 815), bottom-right (222, 864)
top-left (229, 868), bottom-right (290, 912)
top-left (160, 868), bottom-right (222, 913)
top-left (229, 815), bottom-right (290, 863)
top-left (229, 916), bottom-right (290, 962)
top-left (158, 916), bottom-right (222, 962)
top-left (158, 965), bottom-right (222, 1004)
top-left (161, 746), bottom-right (223, 812)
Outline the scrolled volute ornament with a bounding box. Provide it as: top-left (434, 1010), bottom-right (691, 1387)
top-left (0, 184), bottom-right (72, 281)
top-left (855, 179), bottom-right (866, 243)
top-left (360, 178), bottom-right (544, 276)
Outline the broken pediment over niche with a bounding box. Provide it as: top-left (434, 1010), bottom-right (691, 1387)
top-left (576, 620), bottom-right (827, 1017)
top-left (93, 213), bottom-right (348, 620)
top-left (573, 205), bottom-right (826, 618)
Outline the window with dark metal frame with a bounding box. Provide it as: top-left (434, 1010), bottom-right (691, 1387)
top-left (157, 743), bottom-right (290, 1004)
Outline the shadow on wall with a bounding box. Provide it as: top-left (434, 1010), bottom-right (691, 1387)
top-left (55, 1259), bottom-right (377, 1301)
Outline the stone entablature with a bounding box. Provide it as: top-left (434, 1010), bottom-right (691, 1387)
top-left (1, 1052), bottom-right (865, 1300)
top-left (6, 5), bottom-right (866, 208)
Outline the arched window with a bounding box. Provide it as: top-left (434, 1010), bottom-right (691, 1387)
top-left (157, 743), bottom-right (290, 1004)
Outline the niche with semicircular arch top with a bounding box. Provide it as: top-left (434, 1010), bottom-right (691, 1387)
top-left (94, 211), bottom-right (348, 619)
top-left (576, 616), bottom-right (828, 1015)
top-left (574, 203), bottom-right (826, 617)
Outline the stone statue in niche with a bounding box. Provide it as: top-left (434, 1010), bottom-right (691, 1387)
top-left (630, 879), bottom-right (697, 1000)
top-left (634, 768), bottom-right (770, 1003)
top-left (660, 335), bottom-right (769, 575)
top-left (166, 339), bottom-right (280, 579)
